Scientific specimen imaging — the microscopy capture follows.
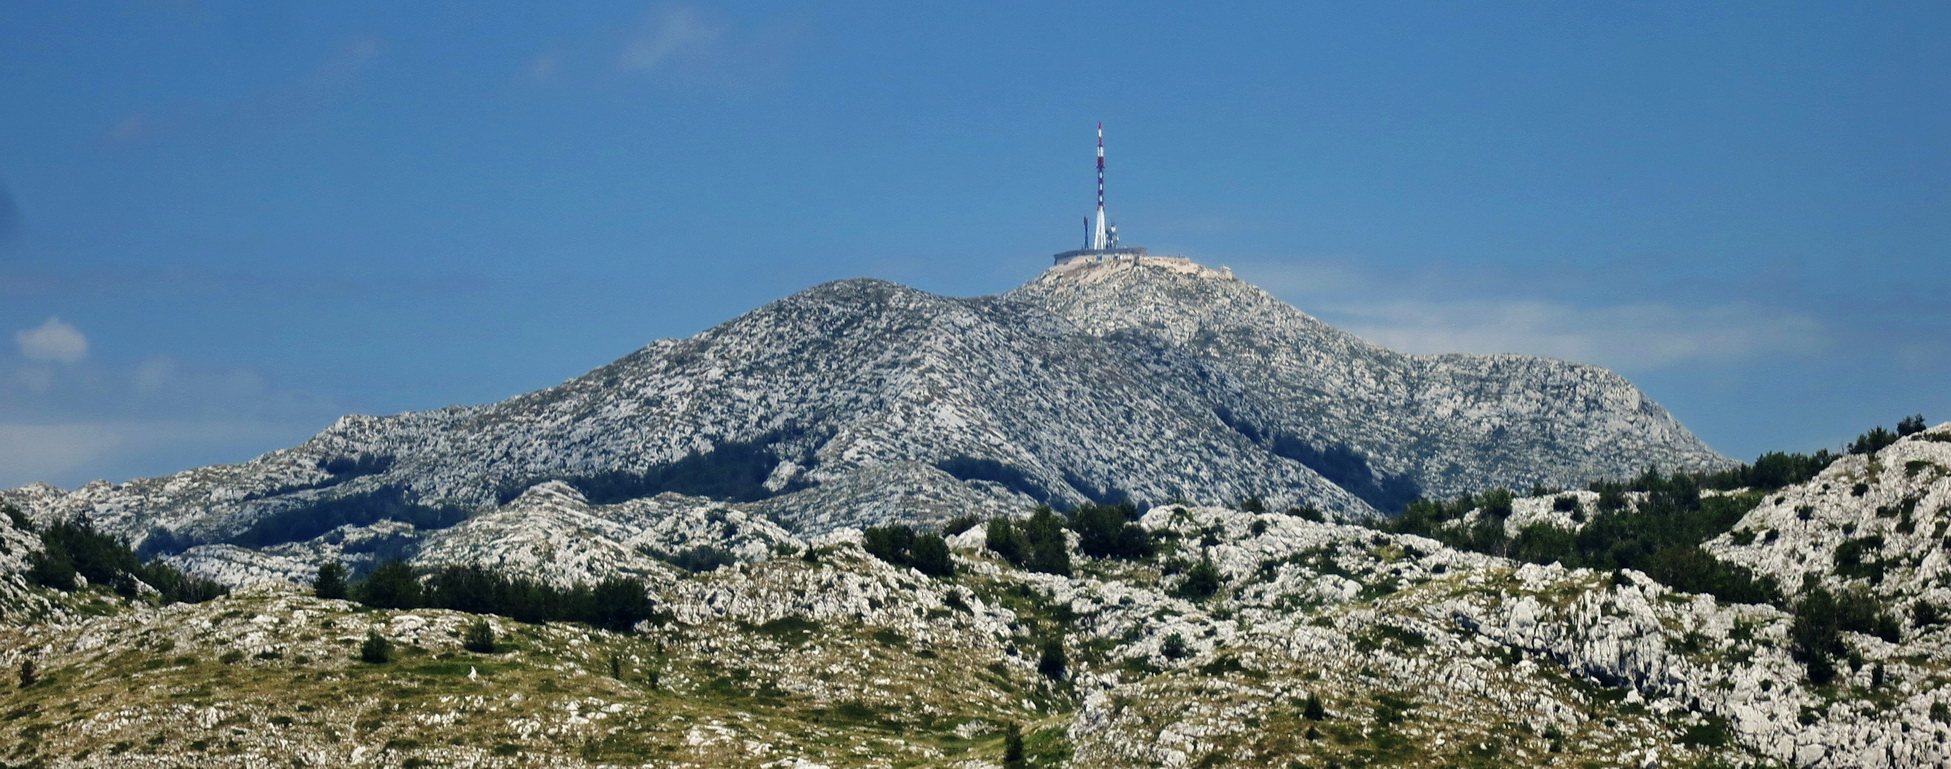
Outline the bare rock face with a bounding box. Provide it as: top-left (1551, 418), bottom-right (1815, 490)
top-left (1011, 257), bottom-right (1727, 500)
top-left (3, 257), bottom-right (1723, 576)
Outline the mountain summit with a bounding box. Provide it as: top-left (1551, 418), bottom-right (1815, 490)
top-left (7, 256), bottom-right (1725, 567)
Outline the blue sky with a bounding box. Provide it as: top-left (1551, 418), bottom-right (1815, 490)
top-left (2, 1), bottom-right (1947, 488)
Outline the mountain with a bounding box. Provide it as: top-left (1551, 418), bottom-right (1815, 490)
top-left (4, 256), bottom-right (1725, 579)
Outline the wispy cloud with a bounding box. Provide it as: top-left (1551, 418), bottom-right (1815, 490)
top-left (312, 36), bottom-right (383, 86)
top-left (618, 5), bottom-right (724, 75)
top-left (0, 419), bottom-right (323, 489)
top-left (518, 4), bottom-right (802, 93)
top-left (1233, 258), bottom-right (1830, 372)
top-left (99, 34), bottom-right (386, 144)
top-left (1327, 299), bottom-right (1827, 370)
top-left (0, 348), bottom-right (344, 488)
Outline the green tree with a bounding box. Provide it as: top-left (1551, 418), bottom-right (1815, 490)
top-left (1071, 502), bottom-right (1151, 560)
top-left (863, 524), bottom-right (916, 566)
top-left (1003, 722), bottom-right (1026, 768)
top-left (1038, 636), bottom-right (1067, 681)
top-left (1022, 507), bottom-right (1071, 576)
top-left (1790, 587), bottom-right (1844, 685)
top-left (1161, 633), bottom-right (1189, 660)
top-left (591, 577), bottom-right (657, 633)
top-left (908, 533), bottom-right (954, 578)
top-left (463, 619), bottom-right (497, 654)
top-left (18, 659), bottom-right (36, 689)
top-left (1301, 692), bottom-right (1326, 721)
top-left (360, 629), bottom-right (391, 664)
top-left (356, 560), bottom-right (422, 609)
top-left (985, 518), bottom-right (1030, 566)
top-left (313, 561), bottom-right (348, 600)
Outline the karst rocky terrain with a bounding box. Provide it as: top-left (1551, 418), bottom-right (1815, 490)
top-left (2, 257), bottom-right (1937, 768)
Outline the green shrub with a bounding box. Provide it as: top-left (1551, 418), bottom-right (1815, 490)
top-left (942, 515), bottom-right (981, 536)
top-left (1160, 633), bottom-right (1189, 660)
top-left (1175, 555), bottom-right (1222, 600)
top-left (591, 577), bottom-right (656, 633)
top-left (1003, 722), bottom-right (1025, 768)
top-left (1070, 502), bottom-right (1152, 560)
top-left (985, 518), bottom-right (1030, 566)
top-left (1038, 636), bottom-right (1067, 681)
top-left (863, 524), bottom-right (915, 567)
top-left (462, 619), bottom-right (496, 654)
top-left (908, 534), bottom-right (954, 578)
top-left (360, 630), bottom-right (391, 664)
top-left (1301, 693), bottom-right (1326, 720)
top-left (1022, 507), bottom-right (1072, 576)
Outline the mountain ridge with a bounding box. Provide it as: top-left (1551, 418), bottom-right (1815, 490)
top-left (5, 257), bottom-right (1726, 575)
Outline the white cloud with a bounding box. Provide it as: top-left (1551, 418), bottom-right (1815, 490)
top-left (1231, 259), bottom-right (1829, 372)
top-left (1325, 300), bottom-right (1828, 371)
top-left (15, 316), bottom-right (89, 363)
top-left (0, 347), bottom-right (345, 487)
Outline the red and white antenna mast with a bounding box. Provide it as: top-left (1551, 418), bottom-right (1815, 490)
top-left (1092, 122), bottom-right (1108, 250)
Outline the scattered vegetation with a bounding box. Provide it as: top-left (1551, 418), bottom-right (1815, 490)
top-left (1038, 636), bottom-right (1068, 681)
top-left (985, 507), bottom-right (1071, 576)
top-left (1789, 585), bottom-right (1900, 685)
top-left (16, 510), bottom-right (227, 605)
top-left (1175, 553), bottom-right (1224, 600)
top-left (861, 524), bottom-right (954, 577)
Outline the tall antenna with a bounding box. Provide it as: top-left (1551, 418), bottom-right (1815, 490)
top-left (1092, 122), bottom-right (1108, 250)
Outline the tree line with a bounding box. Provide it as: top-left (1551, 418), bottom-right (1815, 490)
top-left (8, 505), bottom-right (226, 605)
top-left (315, 559), bottom-right (662, 633)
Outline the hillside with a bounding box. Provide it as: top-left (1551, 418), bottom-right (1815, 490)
top-left (2, 257), bottom-right (1724, 583)
top-left (5, 442), bottom-right (1948, 768)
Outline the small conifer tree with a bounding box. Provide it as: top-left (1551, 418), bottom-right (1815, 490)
top-left (360, 629), bottom-right (391, 664)
top-left (1302, 692), bottom-right (1326, 721)
top-left (1003, 722), bottom-right (1026, 768)
top-left (462, 619), bottom-right (496, 654)
top-left (1161, 633), bottom-right (1189, 660)
top-left (313, 561), bottom-right (348, 600)
top-left (18, 659), bottom-right (36, 688)
top-left (1038, 636), bottom-right (1067, 681)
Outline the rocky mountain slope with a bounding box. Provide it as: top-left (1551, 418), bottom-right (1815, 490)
top-left (5, 454), bottom-right (1946, 768)
top-left (1708, 426), bottom-right (1951, 608)
top-left (2, 257), bottom-right (1724, 576)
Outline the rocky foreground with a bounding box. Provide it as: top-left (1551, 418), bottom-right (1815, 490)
top-left (4, 425), bottom-right (1948, 769)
